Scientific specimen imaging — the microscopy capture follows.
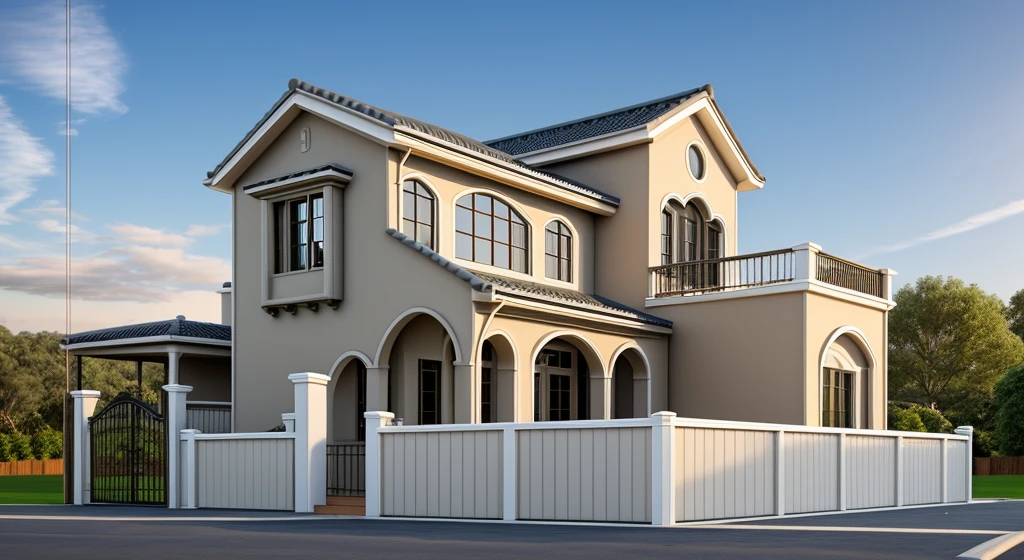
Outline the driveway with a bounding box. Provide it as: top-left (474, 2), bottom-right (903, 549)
top-left (0, 502), bottom-right (1020, 559)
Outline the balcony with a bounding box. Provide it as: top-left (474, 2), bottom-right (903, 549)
top-left (648, 243), bottom-right (893, 303)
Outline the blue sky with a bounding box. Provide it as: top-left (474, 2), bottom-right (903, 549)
top-left (0, 0), bottom-right (1022, 332)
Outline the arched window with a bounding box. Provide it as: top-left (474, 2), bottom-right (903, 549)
top-left (661, 199), bottom-right (722, 264)
top-left (455, 193), bottom-right (528, 273)
top-left (544, 220), bottom-right (572, 282)
top-left (402, 180), bottom-right (435, 249)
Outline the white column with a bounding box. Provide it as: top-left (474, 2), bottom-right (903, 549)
top-left (589, 376), bottom-right (612, 420)
top-left (940, 437), bottom-right (949, 503)
top-left (167, 351), bottom-right (182, 385)
top-left (879, 268), bottom-right (898, 301)
top-left (955, 426), bottom-right (974, 502)
top-left (775, 430), bottom-right (785, 516)
top-left (163, 384), bottom-right (193, 508)
top-left (366, 366), bottom-right (389, 412)
top-left (791, 242), bottom-right (822, 281)
top-left (290, 372), bottom-right (330, 513)
top-left (180, 429), bottom-right (200, 509)
top-left (281, 413), bottom-right (295, 433)
top-left (364, 410), bottom-right (394, 518)
top-left (838, 432), bottom-right (847, 511)
top-left (651, 411), bottom-right (677, 526)
top-left (502, 426), bottom-right (516, 521)
top-left (454, 364), bottom-right (474, 424)
top-left (896, 436), bottom-right (904, 507)
top-left (71, 390), bottom-right (100, 506)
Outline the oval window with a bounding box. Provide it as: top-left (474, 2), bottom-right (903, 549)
top-left (687, 144), bottom-right (706, 181)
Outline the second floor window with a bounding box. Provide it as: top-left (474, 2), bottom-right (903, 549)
top-left (402, 180), bottom-right (435, 249)
top-left (455, 193), bottom-right (528, 273)
top-left (274, 192), bottom-right (324, 273)
top-left (661, 200), bottom-right (722, 264)
top-left (544, 220), bottom-right (572, 282)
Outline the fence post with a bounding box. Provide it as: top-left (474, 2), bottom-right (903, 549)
top-left (838, 432), bottom-right (847, 511)
top-left (289, 372), bottom-right (330, 514)
top-left (940, 437), bottom-right (948, 503)
top-left (163, 384), bottom-right (192, 509)
top-left (364, 411), bottom-right (394, 518)
top-left (651, 411), bottom-right (677, 526)
top-left (70, 390), bottom-right (100, 506)
top-left (503, 426), bottom-right (517, 521)
top-left (955, 426), bottom-right (974, 502)
top-left (791, 242), bottom-right (821, 282)
top-left (775, 430), bottom-right (785, 516)
top-left (281, 413), bottom-right (295, 433)
top-left (180, 429), bottom-right (200, 509)
top-left (895, 436), bottom-right (904, 507)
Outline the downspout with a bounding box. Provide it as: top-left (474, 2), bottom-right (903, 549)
top-left (475, 297), bottom-right (506, 423)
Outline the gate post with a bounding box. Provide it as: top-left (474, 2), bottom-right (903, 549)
top-left (70, 390), bottom-right (100, 505)
top-left (163, 384), bottom-right (193, 508)
top-left (290, 373), bottom-right (330, 513)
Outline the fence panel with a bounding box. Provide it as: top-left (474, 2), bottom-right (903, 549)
top-left (947, 440), bottom-right (968, 502)
top-left (0, 459), bottom-right (64, 476)
top-left (845, 436), bottom-right (897, 509)
top-left (903, 438), bottom-right (942, 505)
top-left (674, 427), bottom-right (775, 521)
top-left (196, 436), bottom-right (294, 510)
top-left (974, 456), bottom-right (1024, 476)
top-left (380, 429), bottom-right (502, 519)
top-left (187, 405), bottom-right (231, 434)
top-left (784, 432), bottom-right (839, 514)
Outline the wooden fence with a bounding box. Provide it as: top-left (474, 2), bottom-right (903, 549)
top-left (975, 456), bottom-right (1024, 476)
top-left (0, 459), bottom-right (64, 476)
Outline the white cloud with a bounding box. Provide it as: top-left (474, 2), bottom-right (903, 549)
top-left (0, 2), bottom-right (127, 115)
top-left (37, 218), bottom-right (97, 243)
top-left (0, 95), bottom-right (54, 223)
top-left (108, 223), bottom-right (190, 247)
top-left (19, 199), bottom-right (87, 220)
top-left (858, 199), bottom-right (1024, 259)
top-left (185, 224), bottom-right (225, 237)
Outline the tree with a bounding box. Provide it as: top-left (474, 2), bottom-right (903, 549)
top-left (1008, 289), bottom-right (1024, 343)
top-left (994, 363), bottom-right (1024, 456)
top-left (888, 276), bottom-right (1024, 425)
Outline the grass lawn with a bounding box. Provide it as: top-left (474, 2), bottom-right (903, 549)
top-left (973, 475), bottom-right (1024, 499)
top-left (0, 475), bottom-right (64, 504)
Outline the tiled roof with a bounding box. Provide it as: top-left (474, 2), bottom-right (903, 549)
top-left (63, 316), bottom-right (231, 346)
top-left (485, 87), bottom-right (706, 156)
top-left (387, 228), bottom-right (671, 328)
top-left (241, 163), bottom-right (353, 191)
top-left (207, 80), bottom-right (619, 207)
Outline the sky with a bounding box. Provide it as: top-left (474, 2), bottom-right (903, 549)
top-left (0, 0), bottom-right (1022, 333)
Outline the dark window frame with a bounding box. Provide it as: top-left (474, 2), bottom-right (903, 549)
top-left (455, 193), bottom-right (528, 273)
top-left (274, 191), bottom-right (325, 274)
top-left (355, 362), bottom-right (367, 441)
top-left (401, 180), bottom-right (435, 250)
top-left (418, 359), bottom-right (442, 425)
top-left (544, 220), bottom-right (573, 282)
top-left (822, 368), bottom-right (854, 428)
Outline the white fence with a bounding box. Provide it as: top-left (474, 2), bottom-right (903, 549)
top-left (186, 403), bottom-right (232, 434)
top-left (366, 412), bottom-right (972, 525)
top-left (180, 430), bottom-right (296, 511)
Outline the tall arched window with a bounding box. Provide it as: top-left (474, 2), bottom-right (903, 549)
top-left (402, 180), bottom-right (435, 249)
top-left (455, 193), bottom-right (528, 272)
top-left (661, 199), bottom-right (722, 264)
top-left (544, 220), bottom-right (572, 282)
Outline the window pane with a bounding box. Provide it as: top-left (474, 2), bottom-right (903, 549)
top-left (417, 224), bottom-right (432, 247)
top-left (475, 238), bottom-right (492, 265)
top-left (456, 195), bottom-right (473, 209)
top-left (545, 230), bottom-right (557, 254)
top-left (560, 259), bottom-right (570, 281)
top-left (511, 223), bottom-right (526, 248)
top-left (456, 207), bottom-right (473, 233)
top-left (511, 211), bottom-right (524, 225)
top-left (474, 194), bottom-right (492, 213)
top-left (403, 192), bottom-right (416, 219)
top-left (417, 197), bottom-right (433, 225)
top-left (312, 218), bottom-right (324, 242)
top-left (475, 213), bottom-right (492, 238)
top-left (560, 351), bottom-right (572, 369)
top-left (688, 145), bottom-right (705, 180)
top-left (494, 243), bottom-right (509, 269)
top-left (312, 241), bottom-right (324, 268)
top-left (494, 218), bottom-right (509, 243)
top-left (311, 195), bottom-right (323, 218)
top-left (416, 182), bottom-right (429, 197)
top-left (512, 247), bottom-right (526, 272)
top-left (560, 235), bottom-right (570, 257)
top-left (402, 218), bottom-right (415, 237)
top-left (456, 232), bottom-right (473, 260)
top-left (545, 255), bottom-right (557, 278)
top-left (493, 199), bottom-right (509, 219)
top-left (403, 180), bottom-right (416, 194)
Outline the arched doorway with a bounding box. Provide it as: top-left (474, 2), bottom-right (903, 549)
top-left (480, 333), bottom-right (517, 423)
top-left (329, 356), bottom-right (369, 443)
top-left (532, 334), bottom-right (606, 421)
top-left (610, 345), bottom-right (650, 419)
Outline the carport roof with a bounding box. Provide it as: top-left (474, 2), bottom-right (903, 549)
top-left (62, 316), bottom-right (231, 347)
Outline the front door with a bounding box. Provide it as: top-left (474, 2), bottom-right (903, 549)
top-left (534, 365), bottom-right (576, 421)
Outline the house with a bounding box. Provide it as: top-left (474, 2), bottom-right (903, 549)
top-left (196, 78), bottom-right (894, 442)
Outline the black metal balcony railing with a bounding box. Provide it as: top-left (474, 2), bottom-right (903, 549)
top-left (815, 252), bottom-right (884, 299)
top-left (649, 249), bottom-right (796, 298)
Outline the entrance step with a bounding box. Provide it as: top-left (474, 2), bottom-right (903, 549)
top-left (314, 496), bottom-right (365, 516)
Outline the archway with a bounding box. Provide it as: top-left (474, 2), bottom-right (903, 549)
top-left (480, 332), bottom-right (517, 423)
top-left (531, 333), bottom-right (607, 421)
top-left (610, 344), bottom-right (651, 419)
top-left (327, 352), bottom-right (371, 443)
top-left (819, 327), bottom-right (875, 429)
top-left (377, 311), bottom-right (461, 425)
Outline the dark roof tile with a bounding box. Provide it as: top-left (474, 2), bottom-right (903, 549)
top-left (63, 316), bottom-right (231, 346)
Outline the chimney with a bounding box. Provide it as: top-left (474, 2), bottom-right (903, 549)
top-left (216, 281), bottom-right (232, 326)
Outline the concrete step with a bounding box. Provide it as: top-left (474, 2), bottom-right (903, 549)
top-left (315, 496), bottom-right (366, 515)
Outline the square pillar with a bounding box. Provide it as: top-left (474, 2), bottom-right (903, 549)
top-left (364, 410), bottom-right (394, 518)
top-left (163, 384), bottom-right (192, 508)
top-left (365, 366), bottom-right (389, 413)
top-left (651, 411), bottom-right (677, 525)
top-left (589, 376), bottom-right (612, 420)
top-left (454, 364), bottom-right (474, 424)
top-left (70, 390), bottom-right (100, 505)
top-left (290, 372), bottom-right (330, 513)
top-left (879, 268), bottom-right (898, 301)
top-left (180, 429), bottom-right (200, 509)
top-left (955, 426), bottom-right (974, 502)
top-left (281, 412), bottom-right (295, 432)
top-left (792, 242), bottom-right (822, 282)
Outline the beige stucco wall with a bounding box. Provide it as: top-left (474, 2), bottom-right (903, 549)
top-left (179, 356), bottom-right (231, 402)
top-left (657, 292), bottom-right (807, 425)
top-left (232, 111), bottom-right (475, 432)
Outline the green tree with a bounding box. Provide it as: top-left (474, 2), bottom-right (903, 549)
top-left (994, 363), bottom-right (1024, 456)
top-left (31, 426), bottom-right (63, 459)
top-left (1008, 289), bottom-right (1024, 343)
top-left (0, 326), bottom-right (46, 432)
top-left (888, 404), bottom-right (926, 432)
top-left (888, 276), bottom-right (1024, 425)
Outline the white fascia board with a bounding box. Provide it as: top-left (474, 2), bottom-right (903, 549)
top-left (645, 280), bottom-right (894, 311)
top-left (243, 170), bottom-right (351, 198)
top-left (516, 127), bottom-right (651, 165)
top-left (207, 92), bottom-right (396, 190)
top-left (394, 131), bottom-right (617, 216)
top-left (497, 295), bottom-right (672, 334)
top-left (63, 335), bottom-right (232, 351)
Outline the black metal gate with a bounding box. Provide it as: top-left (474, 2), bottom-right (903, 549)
top-left (89, 393), bottom-right (166, 505)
